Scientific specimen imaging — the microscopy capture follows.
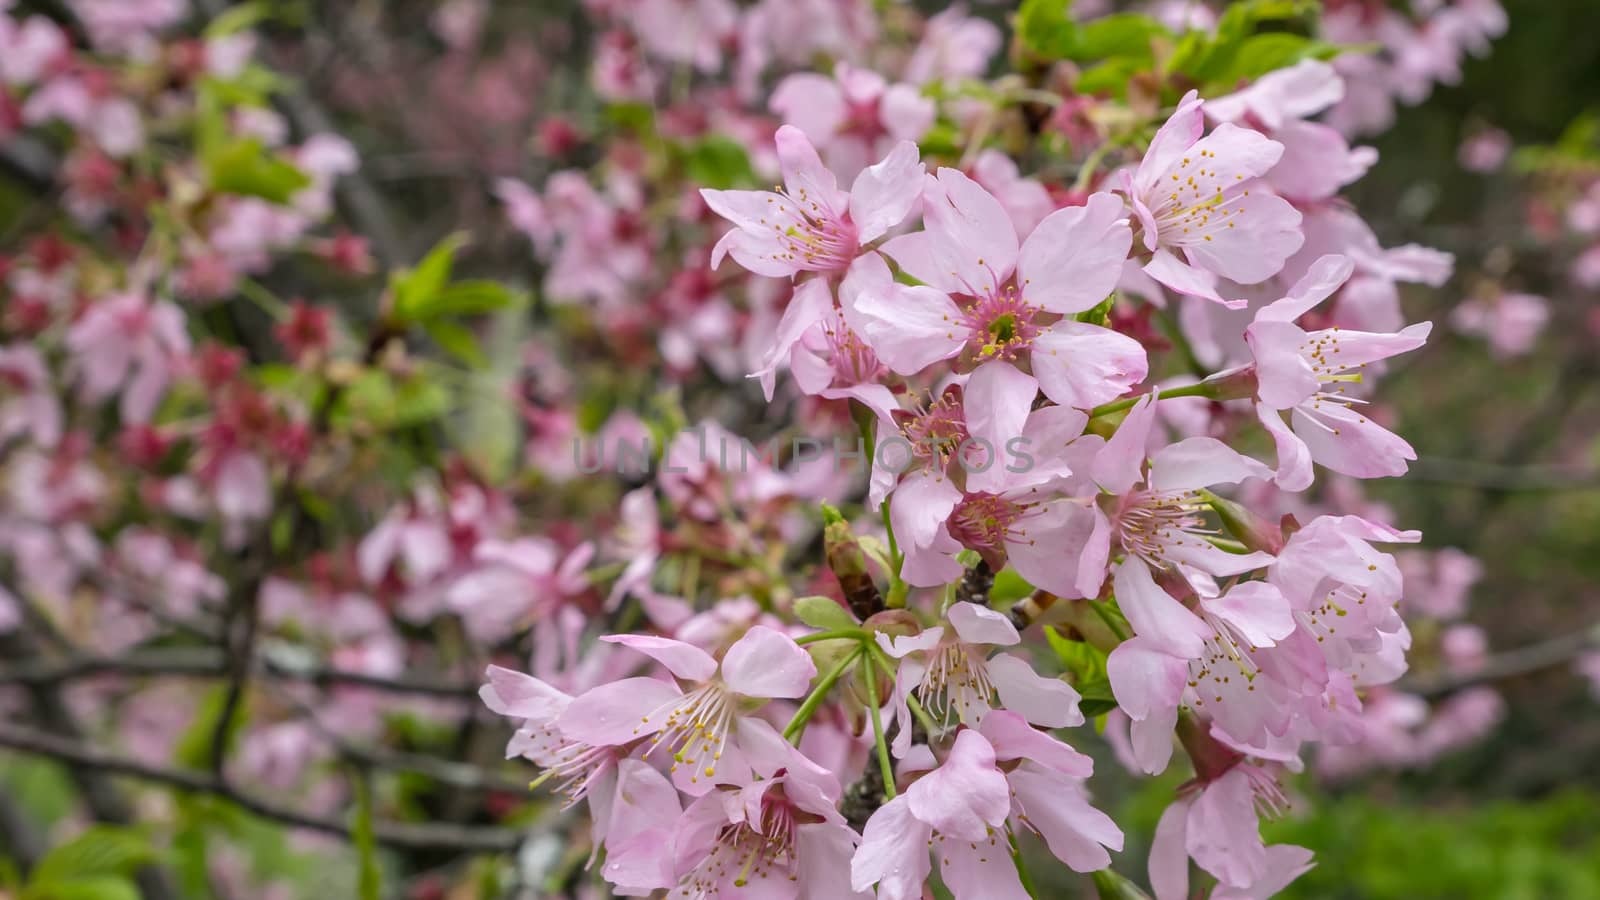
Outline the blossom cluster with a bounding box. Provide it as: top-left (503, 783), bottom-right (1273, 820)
top-left (0, 0), bottom-right (1549, 897)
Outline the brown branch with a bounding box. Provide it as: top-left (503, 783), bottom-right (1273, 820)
top-left (0, 646), bottom-right (480, 698)
top-left (0, 722), bottom-right (525, 853)
top-left (1409, 457), bottom-right (1600, 492)
top-left (1398, 626), bottom-right (1600, 698)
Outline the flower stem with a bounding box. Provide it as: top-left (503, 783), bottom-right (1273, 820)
top-left (1089, 381), bottom-right (1213, 419)
top-left (794, 628), bottom-right (869, 645)
top-left (782, 648), bottom-right (861, 742)
top-left (861, 651), bottom-right (897, 800)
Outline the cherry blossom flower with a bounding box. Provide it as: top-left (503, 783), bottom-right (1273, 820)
top-left (658, 752), bottom-right (866, 898)
top-left (602, 625), bottom-right (814, 793)
top-left (852, 719), bottom-right (1120, 900)
top-left (772, 62), bottom-right (934, 179)
top-left (1123, 90), bottom-right (1304, 306)
top-left (856, 169), bottom-right (1144, 410)
top-left (1450, 290), bottom-right (1549, 359)
top-left (0, 344), bottom-right (61, 447)
top-left (65, 291), bottom-right (190, 424)
top-left (701, 125), bottom-right (923, 279)
top-left (877, 602), bottom-right (1084, 746)
top-left (1245, 255), bottom-right (1432, 490)
top-left (1148, 765), bottom-right (1313, 900)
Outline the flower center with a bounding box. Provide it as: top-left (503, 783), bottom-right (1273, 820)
top-left (680, 792), bottom-right (801, 894)
top-left (822, 313), bottom-right (886, 386)
top-left (524, 726), bottom-right (617, 809)
top-left (919, 640), bottom-right (995, 724)
top-left (1153, 149), bottom-right (1249, 246)
top-left (637, 681), bottom-right (735, 785)
top-left (961, 284), bottom-right (1042, 361)
top-left (949, 493), bottom-right (1030, 550)
top-left (900, 392), bottom-right (970, 466)
top-left (761, 187), bottom-right (857, 272)
top-left (1114, 488), bottom-right (1212, 571)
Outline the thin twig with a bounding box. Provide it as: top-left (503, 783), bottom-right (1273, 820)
top-left (0, 646), bottom-right (480, 698)
top-left (1398, 626), bottom-right (1600, 698)
top-left (0, 722), bottom-right (525, 853)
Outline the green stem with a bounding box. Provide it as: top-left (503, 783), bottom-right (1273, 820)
top-left (870, 645), bottom-right (940, 738)
top-left (861, 651), bottom-right (897, 800)
top-left (1074, 141), bottom-right (1117, 193)
top-left (1009, 832), bottom-right (1039, 899)
top-left (238, 277), bottom-right (291, 322)
top-left (783, 649), bottom-right (860, 742)
top-left (1089, 381), bottom-right (1213, 419)
top-left (1088, 599), bottom-right (1130, 643)
top-left (794, 628), bottom-right (869, 646)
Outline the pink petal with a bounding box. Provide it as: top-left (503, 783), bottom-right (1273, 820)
top-left (918, 167), bottom-right (1020, 296)
top-left (1182, 189), bottom-right (1304, 286)
top-left (851, 795), bottom-right (933, 898)
top-left (986, 652), bottom-right (1085, 729)
top-left (1090, 395), bottom-right (1157, 495)
top-left (1010, 768), bottom-right (1122, 872)
top-left (1114, 560), bottom-right (1210, 660)
top-left (775, 124), bottom-right (848, 216)
top-left (1258, 405), bottom-right (1314, 492)
top-left (1006, 500), bottom-right (1099, 599)
top-left (1185, 767), bottom-right (1267, 888)
top-left (962, 361), bottom-right (1038, 494)
top-left (720, 624), bottom-right (817, 699)
top-left (1290, 403), bottom-right (1416, 479)
top-left (797, 822), bottom-right (872, 899)
top-left (1255, 254), bottom-right (1354, 323)
top-left (1032, 320), bottom-right (1150, 410)
top-left (947, 600), bottom-right (1020, 647)
top-left (600, 633), bottom-right (718, 681)
top-left (906, 729), bottom-right (1010, 840)
top-left (1134, 90), bottom-right (1205, 195)
top-left (1143, 248), bottom-right (1239, 307)
top-left (1015, 192), bottom-right (1133, 314)
top-left (979, 708), bottom-right (1092, 774)
top-left (770, 73), bottom-right (847, 143)
top-left (1246, 319), bottom-right (1319, 409)
top-left (849, 140), bottom-right (925, 244)
top-left (890, 471), bottom-right (966, 587)
top-left (1105, 637), bottom-right (1188, 721)
top-left (1148, 798), bottom-right (1192, 900)
top-left (556, 676), bottom-right (683, 746)
top-left (1202, 581), bottom-right (1295, 648)
top-left (875, 626), bottom-right (946, 659)
top-left (1148, 437), bottom-right (1272, 492)
top-left (939, 834), bottom-right (1031, 900)
top-left (752, 277), bottom-right (834, 400)
top-left (480, 665), bottom-right (571, 722)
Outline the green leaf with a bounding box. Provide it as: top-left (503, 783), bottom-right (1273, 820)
top-left (1092, 868), bottom-right (1154, 899)
top-left (425, 320), bottom-right (487, 368)
top-left (1075, 295), bottom-right (1115, 327)
top-left (173, 686), bottom-right (246, 770)
top-left (684, 135), bottom-right (757, 189)
top-left (205, 138), bottom-right (311, 204)
top-left (351, 777), bottom-right (381, 900)
top-left (1045, 626), bottom-right (1117, 716)
top-left (1207, 33), bottom-right (1340, 87)
top-left (204, 1), bottom-right (271, 37)
top-left (604, 102), bottom-right (655, 133)
top-left (1069, 14), bottom-right (1169, 62)
top-left (1017, 0), bottom-right (1079, 60)
top-left (427, 280), bottom-right (519, 318)
top-left (392, 232), bottom-right (469, 322)
top-left (1075, 58), bottom-right (1147, 98)
top-left (794, 595), bottom-right (859, 631)
top-left (393, 375), bottom-right (453, 428)
top-left (22, 876), bottom-right (141, 900)
top-left (29, 828), bottom-right (156, 885)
